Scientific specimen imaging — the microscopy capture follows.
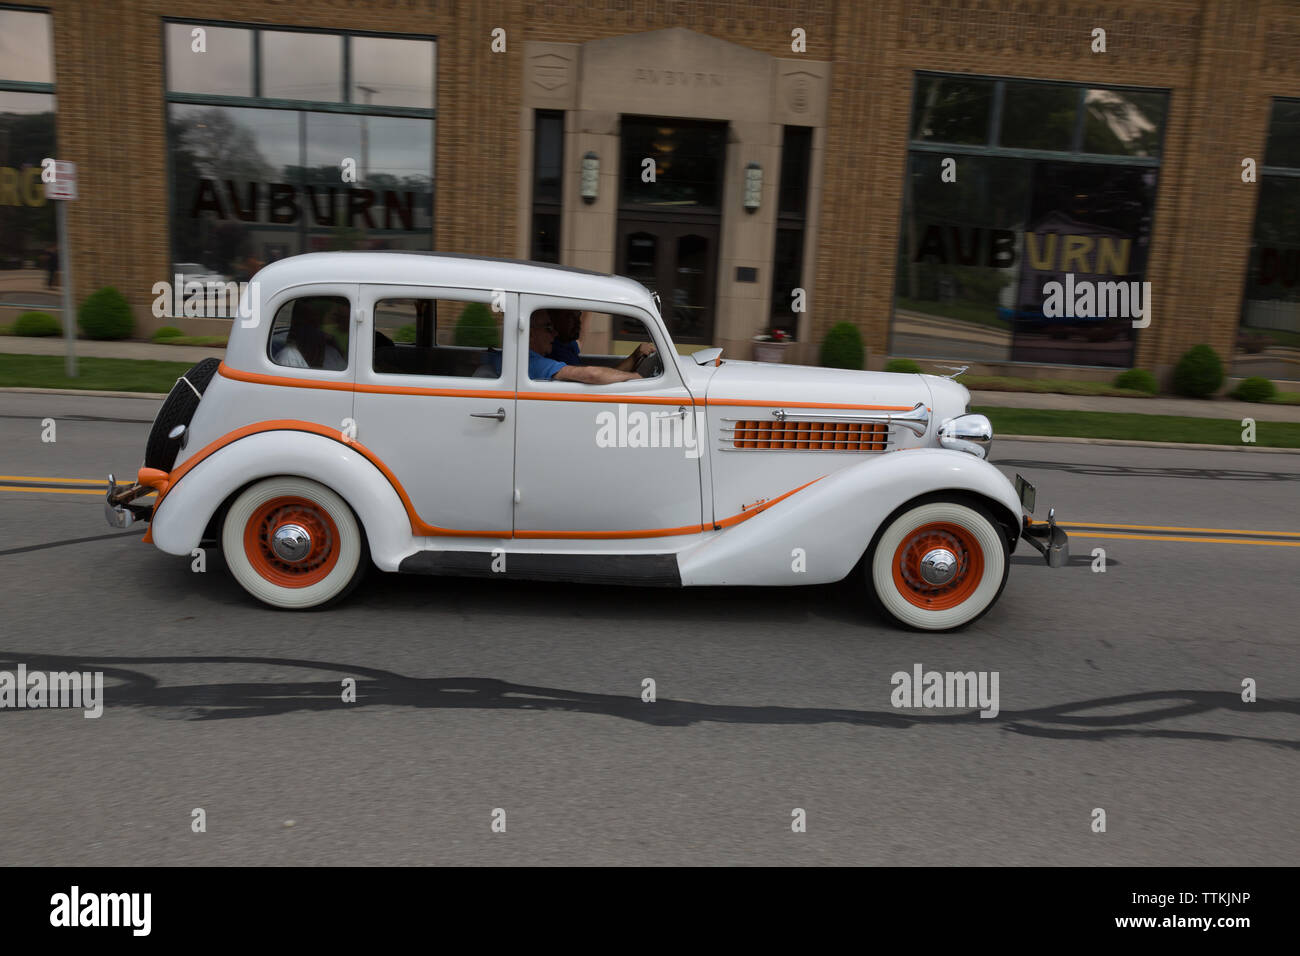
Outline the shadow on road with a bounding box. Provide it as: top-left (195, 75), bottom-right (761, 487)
top-left (1, 651), bottom-right (1294, 749)
top-left (995, 458), bottom-right (1300, 482)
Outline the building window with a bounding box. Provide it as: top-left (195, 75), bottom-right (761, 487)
top-left (1236, 99), bottom-right (1300, 382)
top-left (893, 73), bottom-right (1167, 369)
top-left (770, 126), bottom-right (812, 338)
top-left (163, 21), bottom-right (436, 317)
top-left (0, 7), bottom-right (57, 298)
top-left (530, 110), bottom-right (563, 263)
top-left (619, 117), bottom-right (727, 210)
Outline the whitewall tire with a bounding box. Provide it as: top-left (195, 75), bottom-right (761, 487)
top-left (221, 477), bottom-right (366, 609)
top-left (867, 499), bottom-right (1009, 631)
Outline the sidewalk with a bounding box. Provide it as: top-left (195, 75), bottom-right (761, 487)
top-left (0, 334), bottom-right (225, 363)
top-left (2, 335), bottom-right (1298, 422)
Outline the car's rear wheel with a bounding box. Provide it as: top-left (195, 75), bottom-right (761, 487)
top-left (866, 499), bottom-right (1009, 631)
top-left (221, 477), bottom-right (366, 609)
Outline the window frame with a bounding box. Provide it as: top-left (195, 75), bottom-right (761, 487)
top-left (909, 71), bottom-right (1169, 167)
top-left (162, 18), bottom-right (436, 121)
top-left (892, 71), bottom-right (1170, 370)
top-left (0, 5), bottom-right (55, 94)
top-left (530, 109), bottom-right (564, 263)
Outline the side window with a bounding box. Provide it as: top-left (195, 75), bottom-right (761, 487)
top-left (532, 307), bottom-right (663, 381)
top-left (268, 295), bottom-right (350, 371)
top-left (372, 298), bottom-right (505, 379)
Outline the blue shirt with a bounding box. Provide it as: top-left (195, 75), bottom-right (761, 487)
top-left (548, 339), bottom-right (581, 365)
top-left (487, 349), bottom-right (566, 381)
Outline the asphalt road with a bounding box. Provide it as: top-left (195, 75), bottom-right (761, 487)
top-left (0, 391), bottom-right (1296, 865)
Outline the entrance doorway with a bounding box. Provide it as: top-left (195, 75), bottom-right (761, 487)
top-left (616, 220), bottom-right (718, 343)
top-left (616, 117), bottom-right (725, 344)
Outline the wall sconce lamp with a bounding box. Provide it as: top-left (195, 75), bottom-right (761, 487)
top-left (580, 152), bottom-right (599, 204)
top-left (743, 162), bottom-right (762, 212)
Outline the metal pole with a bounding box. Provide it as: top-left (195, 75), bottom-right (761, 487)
top-left (57, 199), bottom-right (76, 377)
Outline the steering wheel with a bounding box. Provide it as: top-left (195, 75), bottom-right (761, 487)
top-left (634, 347), bottom-right (662, 379)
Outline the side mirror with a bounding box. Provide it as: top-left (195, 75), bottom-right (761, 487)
top-left (692, 347), bottom-right (723, 366)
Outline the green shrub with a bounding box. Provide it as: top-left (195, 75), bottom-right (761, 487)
top-left (819, 322), bottom-right (865, 370)
top-left (1231, 376), bottom-right (1277, 403)
top-left (13, 311), bottom-right (60, 336)
top-left (885, 358), bottom-right (922, 374)
top-left (78, 286), bottom-right (134, 340)
top-left (1113, 368), bottom-right (1158, 394)
top-left (453, 302), bottom-right (498, 348)
top-left (1171, 344), bottom-right (1225, 397)
top-left (151, 326), bottom-right (183, 340)
top-left (393, 324), bottom-right (417, 344)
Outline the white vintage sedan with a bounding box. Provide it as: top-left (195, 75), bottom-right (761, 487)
top-left (106, 252), bottom-right (1066, 630)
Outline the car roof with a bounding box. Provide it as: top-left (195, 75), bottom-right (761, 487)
top-left (252, 251), bottom-right (656, 308)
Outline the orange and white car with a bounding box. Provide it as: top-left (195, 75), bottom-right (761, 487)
top-left (106, 252), bottom-right (1066, 629)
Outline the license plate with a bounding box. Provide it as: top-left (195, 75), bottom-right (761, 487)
top-left (1014, 474), bottom-right (1036, 513)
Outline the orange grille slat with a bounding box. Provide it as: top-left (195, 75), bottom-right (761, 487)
top-left (730, 420), bottom-right (888, 451)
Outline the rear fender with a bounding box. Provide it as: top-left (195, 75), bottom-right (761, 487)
top-left (678, 448), bottom-right (1023, 586)
top-left (149, 430), bottom-right (415, 570)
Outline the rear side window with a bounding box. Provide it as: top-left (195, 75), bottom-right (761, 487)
top-left (268, 296), bottom-right (351, 371)
top-left (372, 298), bottom-right (504, 379)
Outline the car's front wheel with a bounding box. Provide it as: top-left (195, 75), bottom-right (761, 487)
top-left (221, 477), bottom-right (367, 609)
top-left (866, 498), bottom-right (1009, 631)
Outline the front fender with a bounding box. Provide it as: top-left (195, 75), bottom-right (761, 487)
top-left (678, 448), bottom-right (1023, 586)
top-left (150, 430), bottom-right (415, 571)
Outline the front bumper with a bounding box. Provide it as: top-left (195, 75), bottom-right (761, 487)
top-left (1015, 473), bottom-right (1069, 567)
top-left (104, 473), bottom-right (154, 528)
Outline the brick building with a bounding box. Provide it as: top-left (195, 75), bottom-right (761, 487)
top-left (2, 0), bottom-right (1298, 385)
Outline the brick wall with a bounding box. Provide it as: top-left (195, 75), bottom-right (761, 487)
top-left (40, 0), bottom-right (1300, 371)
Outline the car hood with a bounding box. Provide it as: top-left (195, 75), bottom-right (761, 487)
top-left (703, 360), bottom-right (943, 413)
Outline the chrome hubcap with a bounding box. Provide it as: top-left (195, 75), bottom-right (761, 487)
top-left (271, 523), bottom-right (312, 563)
top-left (919, 548), bottom-right (958, 585)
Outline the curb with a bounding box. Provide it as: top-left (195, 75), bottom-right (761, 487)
top-left (0, 386), bottom-right (166, 399)
top-left (999, 434), bottom-right (1300, 454)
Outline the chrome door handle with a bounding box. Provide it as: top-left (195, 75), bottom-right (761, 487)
top-left (470, 407), bottom-right (506, 422)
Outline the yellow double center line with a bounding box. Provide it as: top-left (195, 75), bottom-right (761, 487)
top-left (0, 475), bottom-right (128, 496)
top-left (1, 477), bottom-right (1296, 547)
top-left (1060, 521), bottom-right (1300, 548)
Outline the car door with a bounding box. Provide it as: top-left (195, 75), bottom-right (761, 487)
top-left (353, 284), bottom-right (516, 537)
top-left (512, 294), bottom-right (704, 538)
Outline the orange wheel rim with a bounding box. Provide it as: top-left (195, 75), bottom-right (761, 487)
top-left (891, 521), bottom-right (984, 610)
top-left (243, 495), bottom-right (340, 588)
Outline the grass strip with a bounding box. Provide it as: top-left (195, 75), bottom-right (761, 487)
top-left (977, 406), bottom-right (1300, 449)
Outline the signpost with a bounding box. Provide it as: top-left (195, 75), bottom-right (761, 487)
top-left (44, 159), bottom-right (77, 377)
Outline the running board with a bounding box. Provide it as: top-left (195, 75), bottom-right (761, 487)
top-left (397, 551), bottom-right (681, 587)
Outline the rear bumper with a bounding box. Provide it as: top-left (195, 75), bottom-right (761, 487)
top-left (104, 474), bottom-right (154, 528)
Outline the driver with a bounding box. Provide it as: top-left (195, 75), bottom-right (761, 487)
top-left (486, 311), bottom-right (645, 384)
top-left (547, 309), bottom-right (653, 373)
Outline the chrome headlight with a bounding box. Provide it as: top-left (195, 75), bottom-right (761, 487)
top-left (939, 413), bottom-right (992, 459)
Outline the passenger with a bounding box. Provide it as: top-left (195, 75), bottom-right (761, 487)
top-left (547, 308), bottom-right (654, 372)
top-left (276, 298), bottom-right (347, 370)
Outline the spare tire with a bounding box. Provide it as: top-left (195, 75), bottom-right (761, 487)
top-left (144, 357), bottom-right (221, 472)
